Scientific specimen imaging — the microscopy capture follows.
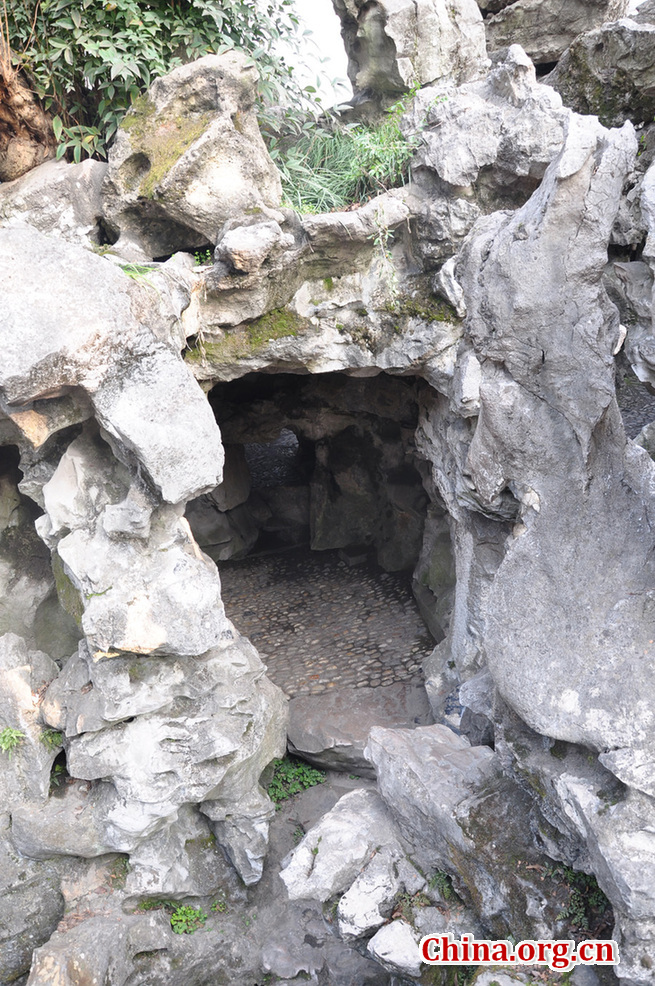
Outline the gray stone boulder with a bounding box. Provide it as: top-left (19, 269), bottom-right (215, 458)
top-left (332, 0), bottom-right (488, 100)
top-left (280, 789), bottom-right (402, 902)
top-left (365, 725), bottom-right (582, 940)
top-left (35, 428), bottom-right (229, 658)
top-left (102, 52), bottom-right (282, 260)
top-left (453, 114), bottom-right (655, 754)
top-left (0, 159), bottom-right (107, 247)
top-left (546, 5), bottom-right (655, 127)
top-left (483, 0), bottom-right (629, 64)
top-left (287, 680), bottom-right (433, 775)
top-left (366, 920), bottom-right (422, 977)
top-left (0, 818), bottom-right (65, 986)
top-left (0, 227), bottom-right (223, 505)
top-left (0, 634), bottom-right (60, 806)
top-left (403, 45), bottom-right (569, 267)
top-left (337, 848), bottom-right (425, 940)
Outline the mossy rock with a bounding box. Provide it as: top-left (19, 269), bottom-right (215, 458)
top-left (185, 308), bottom-right (309, 365)
top-left (52, 552), bottom-right (84, 629)
top-left (121, 95), bottom-right (212, 199)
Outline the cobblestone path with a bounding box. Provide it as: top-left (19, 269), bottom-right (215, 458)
top-left (219, 547), bottom-right (434, 698)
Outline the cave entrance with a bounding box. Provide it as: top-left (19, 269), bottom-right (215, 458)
top-left (186, 371), bottom-right (455, 699)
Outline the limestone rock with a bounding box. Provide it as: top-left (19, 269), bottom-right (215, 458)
top-left (102, 52), bottom-right (282, 259)
top-left (365, 725), bottom-right (576, 939)
top-left (546, 7), bottom-right (655, 127)
top-left (27, 910), bottom-right (169, 986)
top-left (336, 847), bottom-right (408, 939)
top-left (0, 819), bottom-right (65, 985)
top-left (280, 789), bottom-right (402, 902)
top-left (403, 46), bottom-right (569, 267)
top-left (0, 227), bottom-right (223, 504)
top-left (0, 159), bottom-right (107, 247)
top-left (366, 919), bottom-right (422, 977)
top-left (287, 680), bottom-right (433, 775)
top-left (452, 114), bottom-right (655, 755)
top-left (332, 0), bottom-right (488, 100)
top-left (34, 428), bottom-right (229, 658)
top-left (483, 0), bottom-right (629, 64)
top-left (407, 45), bottom-right (568, 188)
top-left (0, 634), bottom-right (60, 807)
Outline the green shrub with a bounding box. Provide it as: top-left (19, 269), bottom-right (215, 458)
top-left (267, 755), bottom-right (326, 806)
top-left (3, 0), bottom-right (314, 160)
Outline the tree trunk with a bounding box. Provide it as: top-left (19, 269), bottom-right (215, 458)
top-left (0, 70), bottom-right (55, 182)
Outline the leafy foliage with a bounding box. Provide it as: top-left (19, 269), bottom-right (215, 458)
top-left (274, 94), bottom-right (421, 213)
top-left (40, 727), bottom-right (63, 751)
top-left (267, 755), bottom-right (326, 806)
top-left (169, 903), bottom-right (207, 934)
top-left (0, 726), bottom-right (24, 756)
top-left (137, 898), bottom-right (208, 934)
top-left (3, 0), bottom-right (311, 159)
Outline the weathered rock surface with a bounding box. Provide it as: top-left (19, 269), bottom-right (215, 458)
top-left (0, 159), bottom-right (107, 246)
top-left (366, 919), bottom-right (422, 976)
top-left (483, 0), bottom-right (629, 64)
top-left (102, 52), bottom-right (282, 259)
top-left (287, 680), bottom-right (433, 774)
top-left (403, 45), bottom-right (569, 268)
top-left (546, 4), bottom-right (655, 127)
top-left (365, 725), bottom-right (589, 941)
top-left (0, 226), bottom-right (223, 504)
top-left (332, 0), bottom-right (488, 100)
top-left (280, 789), bottom-right (402, 902)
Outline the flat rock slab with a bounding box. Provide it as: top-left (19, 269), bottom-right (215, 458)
top-left (287, 679), bottom-right (433, 775)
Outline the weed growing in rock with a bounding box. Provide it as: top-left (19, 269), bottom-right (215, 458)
top-left (40, 728), bottom-right (63, 751)
top-left (428, 869), bottom-right (457, 902)
top-left (267, 755), bottom-right (326, 807)
top-left (546, 864), bottom-right (612, 936)
top-left (0, 727), bottom-right (24, 757)
top-left (170, 904), bottom-right (207, 935)
top-left (194, 249), bottom-right (213, 266)
top-left (137, 899), bottom-right (208, 935)
top-left (211, 891), bottom-right (228, 914)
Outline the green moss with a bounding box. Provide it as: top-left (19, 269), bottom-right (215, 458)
top-left (52, 553), bottom-right (83, 628)
top-left (549, 740), bottom-right (568, 760)
top-left (383, 295), bottom-right (461, 324)
top-left (323, 277), bottom-right (334, 291)
top-left (121, 95), bottom-right (211, 199)
top-left (185, 308), bottom-right (308, 365)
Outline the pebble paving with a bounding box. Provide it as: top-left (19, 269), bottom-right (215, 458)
top-left (219, 547), bottom-right (434, 698)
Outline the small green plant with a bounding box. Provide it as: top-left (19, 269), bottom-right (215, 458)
top-left (0, 727), bottom-right (25, 757)
top-left (292, 825), bottom-right (305, 845)
top-left (40, 728), bottom-right (63, 752)
top-left (194, 249), bottom-right (213, 266)
top-left (108, 855), bottom-right (130, 889)
top-left (211, 891), bottom-right (228, 914)
top-left (267, 755), bottom-right (326, 807)
top-left (119, 263), bottom-right (155, 284)
top-left (428, 870), bottom-right (457, 901)
top-left (170, 904), bottom-right (207, 935)
top-left (137, 899), bottom-right (207, 934)
top-left (549, 865), bottom-right (612, 935)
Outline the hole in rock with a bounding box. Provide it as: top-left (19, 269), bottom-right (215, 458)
top-left (186, 372), bottom-right (455, 698)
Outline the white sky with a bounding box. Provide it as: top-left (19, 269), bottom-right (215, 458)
top-left (287, 0), bottom-right (352, 107)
